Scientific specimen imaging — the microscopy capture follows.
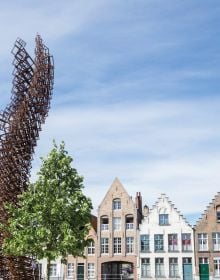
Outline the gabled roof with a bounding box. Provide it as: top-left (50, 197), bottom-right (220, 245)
top-left (98, 177), bottom-right (133, 209)
top-left (195, 192), bottom-right (220, 228)
top-left (148, 193), bottom-right (192, 227)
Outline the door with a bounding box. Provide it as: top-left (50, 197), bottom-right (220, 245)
top-left (199, 264), bottom-right (209, 280)
top-left (77, 263), bottom-right (84, 280)
top-left (183, 264), bottom-right (192, 280)
top-left (183, 258), bottom-right (193, 280)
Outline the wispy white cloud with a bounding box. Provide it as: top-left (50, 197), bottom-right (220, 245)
top-left (30, 97), bottom-right (220, 223)
top-left (0, 1), bottom-right (220, 225)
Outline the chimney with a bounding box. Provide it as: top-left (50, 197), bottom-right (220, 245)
top-left (136, 192), bottom-right (142, 215)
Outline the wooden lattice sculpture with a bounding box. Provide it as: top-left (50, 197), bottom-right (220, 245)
top-left (0, 35), bottom-right (54, 279)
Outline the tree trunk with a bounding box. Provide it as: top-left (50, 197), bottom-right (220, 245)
top-left (46, 258), bottom-right (50, 280)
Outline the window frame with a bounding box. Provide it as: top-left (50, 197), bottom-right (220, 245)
top-left (87, 240), bottom-right (95, 255)
top-left (114, 237), bottom-right (122, 254)
top-left (49, 264), bottom-right (57, 277)
top-left (169, 258), bottom-right (179, 278)
top-left (155, 258), bottom-right (165, 277)
top-left (199, 257), bottom-right (209, 264)
top-left (67, 263), bottom-right (74, 278)
top-left (182, 233), bottom-right (192, 251)
top-left (214, 258), bottom-right (220, 277)
top-left (101, 237), bottom-right (109, 254)
top-left (101, 216), bottom-right (109, 231)
top-left (213, 232), bottom-right (220, 251)
top-left (140, 234), bottom-right (150, 252)
top-left (126, 215), bottom-right (134, 230)
top-left (88, 263), bottom-right (95, 278)
top-left (159, 214), bottom-right (169, 225)
top-left (154, 234), bottom-right (164, 252)
top-left (141, 258), bottom-right (151, 278)
top-left (126, 237), bottom-right (134, 254)
top-left (113, 198), bottom-right (121, 210)
top-left (198, 233), bottom-right (208, 251)
top-left (168, 234), bottom-right (178, 251)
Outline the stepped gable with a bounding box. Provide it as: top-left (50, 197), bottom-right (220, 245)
top-left (148, 193), bottom-right (192, 227)
top-left (194, 192), bottom-right (220, 228)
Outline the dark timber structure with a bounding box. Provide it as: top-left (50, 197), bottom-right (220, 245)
top-left (0, 36), bottom-right (54, 279)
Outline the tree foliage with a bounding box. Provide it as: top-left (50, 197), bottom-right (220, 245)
top-left (1, 142), bottom-right (92, 278)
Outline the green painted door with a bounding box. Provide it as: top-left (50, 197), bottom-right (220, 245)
top-left (183, 264), bottom-right (192, 280)
top-left (77, 263), bottom-right (84, 280)
top-left (199, 264), bottom-right (209, 280)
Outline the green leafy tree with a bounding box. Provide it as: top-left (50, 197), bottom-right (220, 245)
top-left (1, 142), bottom-right (93, 280)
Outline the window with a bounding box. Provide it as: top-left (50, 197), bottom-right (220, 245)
top-left (126, 215), bottom-right (134, 230)
top-left (140, 234), bottom-right (150, 252)
top-left (169, 258), bottom-right (179, 277)
top-left (101, 238), bottom-right (109, 254)
top-left (182, 233), bottom-right (191, 251)
top-left (126, 237), bottom-right (134, 253)
top-left (113, 198), bottom-right (121, 210)
top-left (101, 216), bottom-right (109, 231)
top-left (113, 217), bottom-right (121, 230)
top-left (214, 258), bottom-right (220, 277)
top-left (154, 234), bottom-right (164, 252)
top-left (87, 240), bottom-right (95, 255)
top-left (198, 233), bottom-right (208, 251)
top-left (168, 234), bottom-right (178, 251)
top-left (159, 214), bottom-right (169, 225)
top-left (141, 258), bottom-right (150, 278)
top-left (37, 264), bottom-right (42, 277)
top-left (213, 233), bottom-right (220, 251)
top-left (155, 258), bottom-right (164, 277)
top-left (67, 263), bottom-right (74, 278)
top-left (199, 257), bottom-right (209, 264)
top-left (216, 206), bottom-right (220, 222)
top-left (88, 263), bottom-right (95, 278)
top-left (49, 264), bottom-right (57, 277)
top-left (114, 237), bottom-right (122, 254)
top-left (183, 258), bottom-right (192, 264)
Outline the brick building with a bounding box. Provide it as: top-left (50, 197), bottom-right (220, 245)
top-left (97, 178), bottom-right (142, 280)
top-left (194, 193), bottom-right (220, 280)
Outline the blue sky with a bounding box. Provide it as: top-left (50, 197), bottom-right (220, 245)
top-left (0, 0), bottom-right (220, 225)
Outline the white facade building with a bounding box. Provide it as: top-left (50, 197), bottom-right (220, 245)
top-left (138, 194), bottom-right (195, 280)
top-left (38, 257), bottom-right (65, 279)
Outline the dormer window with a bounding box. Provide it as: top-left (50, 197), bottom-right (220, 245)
top-left (113, 198), bottom-right (121, 210)
top-left (159, 214), bottom-right (169, 225)
top-left (216, 206), bottom-right (220, 222)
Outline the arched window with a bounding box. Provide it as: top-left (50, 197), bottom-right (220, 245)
top-left (113, 198), bottom-right (121, 210)
top-left (101, 215), bottom-right (109, 230)
top-left (126, 214), bottom-right (134, 230)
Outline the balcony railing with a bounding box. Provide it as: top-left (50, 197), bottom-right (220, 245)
top-left (101, 274), bottom-right (133, 280)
